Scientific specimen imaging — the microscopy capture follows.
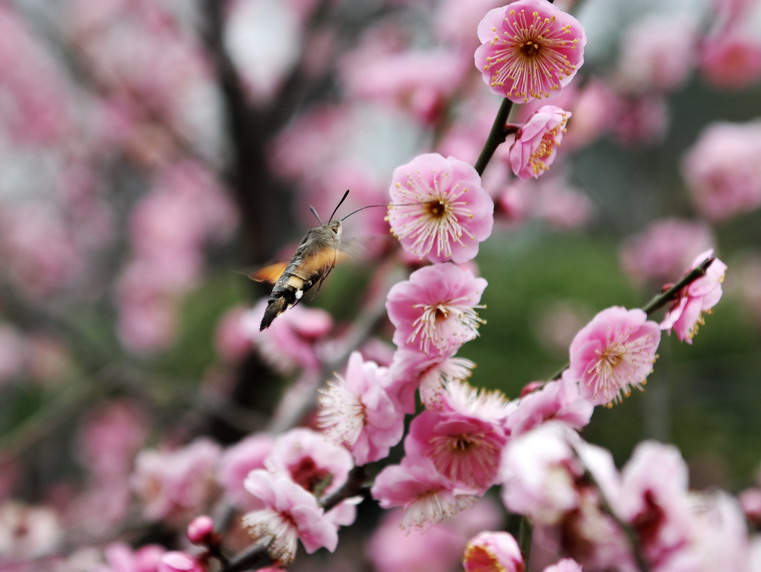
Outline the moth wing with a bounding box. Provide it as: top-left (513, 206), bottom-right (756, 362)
top-left (300, 247), bottom-right (351, 276)
top-left (249, 262), bottom-right (289, 284)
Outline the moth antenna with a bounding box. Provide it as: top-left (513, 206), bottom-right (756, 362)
top-left (309, 206), bottom-right (323, 225)
top-left (328, 189), bottom-right (351, 223)
top-left (341, 204), bottom-right (387, 221)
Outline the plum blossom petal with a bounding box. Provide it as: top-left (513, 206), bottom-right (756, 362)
top-left (242, 470), bottom-right (338, 564)
top-left (387, 153), bottom-right (494, 263)
top-left (509, 105), bottom-right (571, 179)
top-left (475, 0), bottom-right (586, 102)
top-left (317, 352), bottom-right (405, 465)
top-left (463, 531), bottom-right (524, 572)
top-left (386, 263), bottom-right (488, 357)
top-left (566, 306), bottom-right (661, 406)
top-left (660, 250), bottom-right (727, 343)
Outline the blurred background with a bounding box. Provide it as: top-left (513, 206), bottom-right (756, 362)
top-left (1, 0), bottom-right (760, 568)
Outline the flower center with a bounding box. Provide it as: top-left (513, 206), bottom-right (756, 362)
top-left (426, 199), bottom-right (449, 219)
top-left (600, 347), bottom-right (623, 368)
top-left (521, 39), bottom-right (541, 56)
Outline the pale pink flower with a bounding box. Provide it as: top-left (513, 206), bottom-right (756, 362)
top-left (214, 305), bottom-right (252, 362)
top-left (371, 456), bottom-right (480, 529)
top-left (661, 249), bottom-right (727, 343)
top-left (241, 299), bottom-right (333, 374)
top-left (505, 377), bottom-right (593, 437)
top-left (218, 434), bottom-right (275, 508)
top-left (341, 49), bottom-right (467, 124)
top-left (242, 470), bottom-right (338, 564)
top-left (404, 399), bottom-right (508, 492)
top-left (681, 120), bottom-right (761, 221)
top-left (386, 263), bottom-right (488, 356)
top-left (475, 0), bottom-right (586, 103)
top-left (387, 153), bottom-right (494, 263)
top-left (389, 348), bottom-right (476, 412)
top-left (100, 542), bottom-right (166, 572)
top-left (616, 14), bottom-right (697, 92)
top-left (617, 441), bottom-right (695, 567)
top-left (367, 502), bottom-right (499, 572)
top-left (463, 531), bottom-right (524, 572)
top-left (131, 438), bottom-right (221, 523)
top-left (264, 428), bottom-right (353, 497)
top-left (620, 219), bottom-right (715, 287)
top-left (542, 558), bottom-right (583, 572)
top-left (566, 306), bottom-right (661, 406)
top-left (317, 352), bottom-right (405, 466)
top-left (0, 502), bottom-right (62, 559)
top-left (497, 178), bottom-right (595, 230)
top-left (158, 551), bottom-right (204, 572)
top-left (500, 422), bottom-right (621, 526)
top-left (510, 105), bottom-right (572, 179)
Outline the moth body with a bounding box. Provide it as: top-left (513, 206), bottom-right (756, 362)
top-left (259, 220), bottom-right (343, 330)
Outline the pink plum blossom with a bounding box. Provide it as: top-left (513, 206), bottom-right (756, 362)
top-left (241, 299), bottom-right (333, 374)
top-left (387, 153), bottom-right (494, 263)
top-left (100, 542), bottom-right (166, 572)
top-left (264, 428), bottom-right (353, 497)
top-left (218, 434), bottom-right (275, 508)
top-left (499, 422), bottom-right (621, 527)
top-left (566, 306), bottom-right (661, 406)
top-left (388, 348), bottom-right (476, 413)
top-left (131, 438), bottom-right (221, 523)
top-left (505, 377), bottom-right (593, 437)
top-left (616, 441), bottom-right (695, 567)
top-left (158, 551), bottom-right (205, 572)
top-left (661, 249), bottom-right (727, 343)
top-left (475, 0), bottom-right (586, 102)
top-left (542, 558), bottom-right (583, 572)
top-left (699, 29), bottom-right (761, 90)
top-left (463, 531), bottom-right (524, 572)
top-left (610, 93), bottom-right (670, 146)
top-left (386, 263), bottom-right (488, 356)
top-left (186, 515), bottom-right (215, 545)
top-left (317, 352), bottom-right (405, 466)
top-left (616, 14), bottom-right (697, 92)
top-left (404, 389), bottom-right (508, 492)
top-left (367, 499), bottom-right (502, 572)
top-left (371, 456), bottom-right (480, 529)
top-left (681, 120), bottom-right (761, 221)
top-left (509, 105), bottom-right (572, 180)
top-left (242, 470), bottom-right (338, 564)
top-left (620, 219), bottom-right (715, 287)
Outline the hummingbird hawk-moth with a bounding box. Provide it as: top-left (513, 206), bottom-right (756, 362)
top-left (251, 190), bottom-right (380, 331)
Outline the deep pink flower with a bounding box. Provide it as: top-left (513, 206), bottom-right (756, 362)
top-left (317, 352), bottom-right (405, 465)
top-left (265, 428), bottom-right (353, 497)
top-left (242, 470), bottom-right (338, 564)
top-left (371, 456), bottom-right (479, 529)
top-left (463, 531), bottom-right (524, 572)
top-left (186, 515), bottom-right (215, 545)
top-left (475, 0), bottom-right (586, 102)
top-left (405, 402), bottom-right (508, 492)
top-left (566, 306), bottom-right (661, 406)
top-left (387, 153), bottom-right (494, 264)
top-left (386, 263), bottom-right (487, 356)
top-left (699, 30), bottom-right (761, 90)
top-left (661, 249), bottom-right (727, 343)
top-left (509, 105), bottom-right (572, 179)
top-left (101, 542), bottom-right (166, 572)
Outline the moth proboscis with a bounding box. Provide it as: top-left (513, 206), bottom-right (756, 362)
top-left (250, 190), bottom-right (383, 331)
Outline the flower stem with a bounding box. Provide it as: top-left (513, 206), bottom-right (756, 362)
top-left (519, 516), bottom-right (533, 570)
top-left (641, 256), bottom-right (715, 316)
top-left (474, 98), bottom-right (514, 176)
